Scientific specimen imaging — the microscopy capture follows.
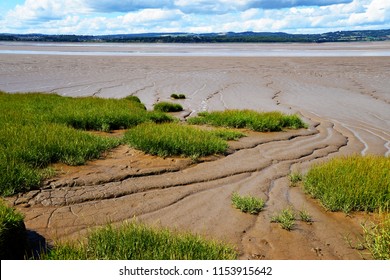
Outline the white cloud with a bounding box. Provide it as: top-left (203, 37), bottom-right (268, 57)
top-left (7, 0), bottom-right (88, 22)
top-left (85, 0), bottom-right (174, 13)
top-left (122, 9), bottom-right (183, 24)
top-left (348, 0), bottom-right (390, 25)
top-left (241, 8), bottom-right (262, 20)
top-left (174, 0), bottom-right (248, 14)
top-left (0, 0), bottom-right (389, 34)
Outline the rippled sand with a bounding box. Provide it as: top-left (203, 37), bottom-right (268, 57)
top-left (1, 43), bottom-right (389, 259)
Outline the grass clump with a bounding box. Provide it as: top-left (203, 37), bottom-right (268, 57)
top-left (298, 209), bottom-right (313, 223)
top-left (304, 155), bottom-right (389, 259)
top-left (171, 93), bottom-right (186, 99)
top-left (231, 192), bottom-right (265, 215)
top-left (41, 222), bottom-right (237, 260)
top-left (289, 172), bottom-right (303, 187)
top-left (271, 208), bottom-right (296, 231)
top-left (154, 102), bottom-right (183, 112)
top-left (124, 123), bottom-right (228, 158)
top-left (123, 95), bottom-right (142, 104)
top-left (303, 155), bottom-right (390, 213)
top-left (0, 92), bottom-right (174, 196)
top-left (0, 201), bottom-right (27, 259)
top-left (51, 96), bottom-right (170, 131)
top-left (0, 122), bottom-right (120, 196)
top-left (361, 214), bottom-right (390, 260)
top-left (122, 95), bottom-right (146, 109)
top-left (188, 109), bottom-right (306, 132)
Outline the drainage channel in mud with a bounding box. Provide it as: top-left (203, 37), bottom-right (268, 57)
top-left (8, 114), bottom-right (372, 260)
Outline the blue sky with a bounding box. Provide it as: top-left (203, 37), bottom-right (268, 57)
top-left (0, 0), bottom-right (389, 35)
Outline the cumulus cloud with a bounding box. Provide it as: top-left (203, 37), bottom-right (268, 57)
top-left (122, 9), bottom-right (183, 24)
top-left (0, 0), bottom-right (389, 34)
top-left (173, 0), bottom-right (246, 14)
top-left (85, 0), bottom-right (174, 13)
top-left (247, 0), bottom-right (353, 9)
top-left (348, 0), bottom-right (390, 25)
top-left (7, 0), bottom-right (87, 22)
top-left (79, 0), bottom-right (356, 14)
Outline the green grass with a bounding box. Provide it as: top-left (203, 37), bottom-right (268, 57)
top-left (124, 123), bottom-right (229, 158)
top-left (298, 209), bottom-right (313, 223)
top-left (361, 214), bottom-right (390, 260)
top-left (171, 93), bottom-right (186, 99)
top-left (154, 102), bottom-right (183, 112)
top-left (289, 172), bottom-right (303, 187)
top-left (209, 128), bottom-right (246, 141)
top-left (123, 95), bottom-right (142, 104)
top-left (0, 91), bottom-right (174, 196)
top-left (188, 109), bottom-right (306, 132)
top-left (0, 200), bottom-right (27, 259)
top-left (51, 96), bottom-right (172, 131)
top-left (303, 155), bottom-right (389, 259)
top-left (303, 155), bottom-right (390, 213)
top-left (0, 123), bottom-right (120, 196)
top-left (271, 208), bottom-right (296, 231)
top-left (231, 192), bottom-right (265, 214)
top-left (41, 222), bottom-right (237, 260)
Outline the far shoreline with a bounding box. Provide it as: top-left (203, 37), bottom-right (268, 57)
top-left (1, 41), bottom-right (390, 57)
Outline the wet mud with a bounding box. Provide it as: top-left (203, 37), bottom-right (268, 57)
top-left (1, 46), bottom-right (389, 259)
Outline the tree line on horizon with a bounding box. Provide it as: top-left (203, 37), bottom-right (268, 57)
top-left (0, 29), bottom-right (389, 43)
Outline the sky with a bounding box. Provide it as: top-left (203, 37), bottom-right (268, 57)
top-left (0, 0), bottom-right (389, 35)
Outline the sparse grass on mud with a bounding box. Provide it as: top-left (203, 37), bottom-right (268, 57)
top-left (271, 208), bottom-right (296, 231)
top-left (0, 92), bottom-right (173, 196)
top-left (303, 155), bottom-right (390, 213)
top-left (361, 214), bottom-right (390, 260)
top-left (41, 222), bottom-right (237, 260)
top-left (231, 192), bottom-right (265, 214)
top-left (298, 209), bottom-right (313, 223)
top-left (270, 207), bottom-right (313, 230)
top-left (289, 172), bottom-right (303, 187)
top-left (188, 109), bottom-right (306, 132)
top-left (210, 128), bottom-right (246, 141)
top-left (303, 155), bottom-right (389, 259)
top-left (124, 123), bottom-right (229, 158)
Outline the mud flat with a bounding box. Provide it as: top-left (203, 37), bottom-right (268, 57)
top-left (1, 42), bottom-right (389, 259)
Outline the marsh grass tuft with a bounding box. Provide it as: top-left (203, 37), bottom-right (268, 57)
top-left (360, 214), bottom-right (390, 260)
top-left (124, 123), bottom-right (229, 158)
top-left (298, 209), bottom-right (313, 223)
top-left (154, 102), bottom-right (183, 112)
top-left (188, 109), bottom-right (306, 132)
top-left (303, 155), bottom-right (390, 213)
top-left (231, 192), bottom-right (265, 215)
top-left (271, 208), bottom-right (296, 231)
top-left (123, 95), bottom-right (142, 104)
top-left (289, 172), bottom-right (303, 187)
top-left (171, 93), bottom-right (186, 99)
top-left (41, 222), bottom-right (237, 260)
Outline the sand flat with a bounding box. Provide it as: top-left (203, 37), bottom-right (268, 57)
top-left (1, 42), bottom-right (389, 259)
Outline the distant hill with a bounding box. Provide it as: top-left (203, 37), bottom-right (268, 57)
top-left (1, 29), bottom-right (389, 43)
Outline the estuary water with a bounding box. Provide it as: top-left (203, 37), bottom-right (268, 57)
top-left (0, 41), bottom-right (390, 57)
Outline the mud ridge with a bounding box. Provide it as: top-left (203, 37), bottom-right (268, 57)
top-left (9, 113), bottom-right (369, 259)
